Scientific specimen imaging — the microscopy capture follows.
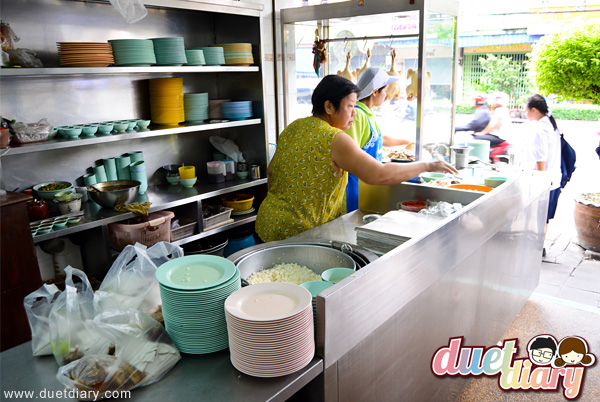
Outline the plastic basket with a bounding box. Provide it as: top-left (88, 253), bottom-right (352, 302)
top-left (170, 217), bottom-right (197, 242)
top-left (202, 207), bottom-right (233, 230)
top-left (108, 211), bottom-right (174, 251)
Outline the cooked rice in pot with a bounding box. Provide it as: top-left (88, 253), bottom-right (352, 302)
top-left (247, 263), bottom-right (321, 285)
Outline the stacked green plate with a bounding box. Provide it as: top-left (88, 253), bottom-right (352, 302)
top-left (184, 93), bottom-right (209, 123)
top-left (108, 39), bottom-right (156, 66)
top-left (195, 47), bottom-right (225, 66)
top-left (184, 49), bottom-right (206, 66)
top-left (151, 37), bottom-right (187, 66)
top-left (156, 255), bottom-right (241, 354)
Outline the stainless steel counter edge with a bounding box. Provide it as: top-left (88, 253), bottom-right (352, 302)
top-left (297, 171), bottom-right (551, 369)
top-left (0, 343), bottom-right (323, 402)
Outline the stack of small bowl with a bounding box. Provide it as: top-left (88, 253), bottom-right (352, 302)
top-left (155, 255), bottom-right (242, 354)
top-left (149, 78), bottom-right (185, 125)
top-left (222, 101), bottom-right (252, 121)
top-left (183, 93), bottom-right (209, 123)
top-left (108, 39), bottom-right (156, 66)
top-left (57, 42), bottom-right (114, 67)
top-left (151, 37), bottom-right (187, 66)
top-left (184, 49), bottom-right (206, 66)
top-left (215, 43), bottom-right (253, 66)
top-left (195, 47), bottom-right (225, 66)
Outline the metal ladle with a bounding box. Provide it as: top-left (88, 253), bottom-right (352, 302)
top-left (468, 157), bottom-right (499, 171)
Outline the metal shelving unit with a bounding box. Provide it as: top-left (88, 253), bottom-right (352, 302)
top-left (0, 66), bottom-right (259, 77)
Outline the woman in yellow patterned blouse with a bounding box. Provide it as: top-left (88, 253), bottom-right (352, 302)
top-left (256, 75), bottom-right (457, 242)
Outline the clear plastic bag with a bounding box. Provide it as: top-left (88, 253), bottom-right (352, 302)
top-left (109, 0), bottom-right (148, 24)
top-left (23, 284), bottom-right (62, 356)
top-left (12, 118), bottom-right (52, 143)
top-left (209, 136), bottom-right (246, 163)
top-left (56, 310), bottom-right (180, 400)
top-left (94, 242), bottom-right (183, 315)
top-left (49, 267), bottom-right (111, 366)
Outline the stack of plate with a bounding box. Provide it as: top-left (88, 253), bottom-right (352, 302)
top-left (185, 49), bottom-right (206, 66)
top-left (57, 42), bottom-right (114, 67)
top-left (151, 37), bottom-right (187, 66)
top-left (184, 93), bottom-right (209, 123)
top-left (195, 47), bottom-right (225, 66)
top-left (149, 78), bottom-right (185, 125)
top-left (225, 282), bottom-right (315, 377)
top-left (222, 101), bottom-right (253, 121)
top-left (108, 39), bottom-right (156, 66)
top-left (155, 255), bottom-right (241, 354)
top-left (215, 43), bottom-right (254, 66)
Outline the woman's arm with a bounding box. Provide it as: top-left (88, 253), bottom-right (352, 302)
top-left (536, 161), bottom-right (547, 171)
top-left (382, 135), bottom-right (411, 147)
top-left (331, 132), bottom-right (457, 185)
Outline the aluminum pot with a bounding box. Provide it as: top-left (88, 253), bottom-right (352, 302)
top-left (233, 244), bottom-right (356, 280)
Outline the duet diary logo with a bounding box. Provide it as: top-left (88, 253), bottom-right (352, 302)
top-left (430, 335), bottom-right (596, 400)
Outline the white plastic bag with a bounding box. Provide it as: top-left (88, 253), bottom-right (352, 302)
top-left (109, 0), bottom-right (148, 24)
top-left (56, 310), bottom-right (180, 400)
top-left (94, 310), bottom-right (180, 387)
top-left (23, 284), bottom-right (61, 356)
top-left (94, 242), bottom-right (183, 315)
top-left (209, 136), bottom-right (246, 163)
top-left (49, 267), bottom-right (111, 366)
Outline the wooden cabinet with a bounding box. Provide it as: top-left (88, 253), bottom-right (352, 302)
top-left (0, 192), bottom-right (42, 351)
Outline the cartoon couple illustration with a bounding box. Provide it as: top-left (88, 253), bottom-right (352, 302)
top-left (527, 335), bottom-right (596, 368)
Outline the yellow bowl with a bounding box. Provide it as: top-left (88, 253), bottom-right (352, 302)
top-left (221, 193), bottom-right (254, 212)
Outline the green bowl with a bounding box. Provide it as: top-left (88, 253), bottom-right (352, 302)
top-left (114, 122), bottom-right (129, 133)
top-left (98, 123), bottom-right (114, 134)
top-left (420, 172), bottom-right (446, 183)
top-left (484, 176), bottom-right (507, 188)
top-left (321, 267), bottom-right (355, 284)
top-left (82, 125), bottom-right (98, 136)
top-left (300, 281), bottom-right (334, 297)
top-left (166, 175), bottom-right (180, 185)
top-left (33, 181), bottom-right (73, 200)
top-left (137, 119), bottom-right (151, 129)
top-left (54, 190), bottom-right (74, 202)
top-left (63, 126), bottom-right (83, 138)
top-left (180, 177), bottom-right (197, 188)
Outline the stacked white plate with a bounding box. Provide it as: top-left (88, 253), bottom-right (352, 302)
top-left (225, 282), bottom-right (315, 377)
top-left (215, 43), bottom-right (254, 66)
top-left (108, 39), bottom-right (156, 66)
top-left (222, 101), bottom-right (253, 120)
top-left (57, 42), bottom-right (114, 67)
top-left (151, 37), bottom-right (187, 66)
top-left (156, 255), bottom-right (241, 354)
top-left (195, 47), bottom-right (225, 66)
top-left (184, 93), bottom-right (209, 123)
top-left (185, 49), bottom-right (206, 66)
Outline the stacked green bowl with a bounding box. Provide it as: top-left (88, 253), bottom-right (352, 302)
top-left (151, 37), bottom-right (187, 66)
top-left (184, 93), bottom-right (209, 123)
top-left (108, 39), bottom-right (156, 66)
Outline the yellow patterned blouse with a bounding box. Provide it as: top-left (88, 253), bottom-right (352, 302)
top-left (256, 116), bottom-right (348, 242)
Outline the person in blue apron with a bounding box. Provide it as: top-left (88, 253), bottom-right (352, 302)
top-left (344, 67), bottom-right (411, 212)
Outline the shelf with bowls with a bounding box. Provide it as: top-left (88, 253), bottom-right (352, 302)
top-left (2, 119), bottom-right (262, 155)
top-left (0, 66), bottom-right (259, 77)
top-left (31, 178), bottom-right (267, 244)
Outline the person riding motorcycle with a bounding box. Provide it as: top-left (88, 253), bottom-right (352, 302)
top-left (454, 92), bottom-right (491, 133)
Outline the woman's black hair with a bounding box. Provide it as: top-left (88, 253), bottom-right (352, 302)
top-left (529, 337), bottom-right (557, 353)
top-left (311, 75), bottom-right (360, 115)
top-left (526, 94), bottom-right (559, 131)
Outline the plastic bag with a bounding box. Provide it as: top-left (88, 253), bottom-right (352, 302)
top-left (49, 267), bottom-right (111, 366)
top-left (7, 48), bottom-right (43, 68)
top-left (209, 136), bottom-right (246, 163)
top-left (12, 118), bottom-right (52, 143)
top-left (418, 200), bottom-right (463, 217)
top-left (94, 310), bottom-right (180, 387)
top-left (1, 21), bottom-right (20, 66)
top-left (56, 310), bottom-right (180, 400)
top-left (94, 242), bottom-right (183, 315)
top-left (23, 284), bottom-right (62, 356)
top-left (109, 0), bottom-right (148, 24)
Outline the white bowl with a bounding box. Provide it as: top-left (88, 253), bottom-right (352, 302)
top-left (55, 194), bottom-right (82, 214)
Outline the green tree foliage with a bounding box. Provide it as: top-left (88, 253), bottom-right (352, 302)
top-left (529, 23), bottom-right (600, 105)
top-left (476, 54), bottom-right (523, 100)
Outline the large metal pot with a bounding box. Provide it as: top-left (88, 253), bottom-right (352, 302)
top-left (232, 243), bottom-right (357, 280)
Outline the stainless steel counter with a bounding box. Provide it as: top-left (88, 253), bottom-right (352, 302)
top-left (0, 342), bottom-right (323, 402)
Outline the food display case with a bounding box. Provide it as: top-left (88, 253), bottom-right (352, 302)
top-left (281, 0), bottom-right (460, 161)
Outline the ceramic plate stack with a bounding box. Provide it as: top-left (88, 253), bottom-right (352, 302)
top-left (57, 42), bottom-right (114, 67)
top-left (196, 47), bottom-right (225, 66)
top-left (185, 49), bottom-right (206, 66)
top-left (225, 282), bottom-right (315, 378)
top-left (222, 101), bottom-right (252, 121)
top-left (108, 39), bottom-right (156, 66)
top-left (156, 255), bottom-right (241, 354)
top-left (151, 37), bottom-right (187, 66)
top-left (149, 77), bottom-right (185, 125)
top-left (184, 93), bottom-right (209, 123)
top-left (216, 43), bottom-right (253, 66)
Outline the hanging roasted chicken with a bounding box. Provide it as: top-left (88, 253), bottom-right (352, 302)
top-left (352, 48), bottom-right (371, 81)
top-left (384, 48), bottom-right (405, 102)
top-left (405, 68), bottom-right (432, 101)
top-left (337, 50), bottom-right (355, 83)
